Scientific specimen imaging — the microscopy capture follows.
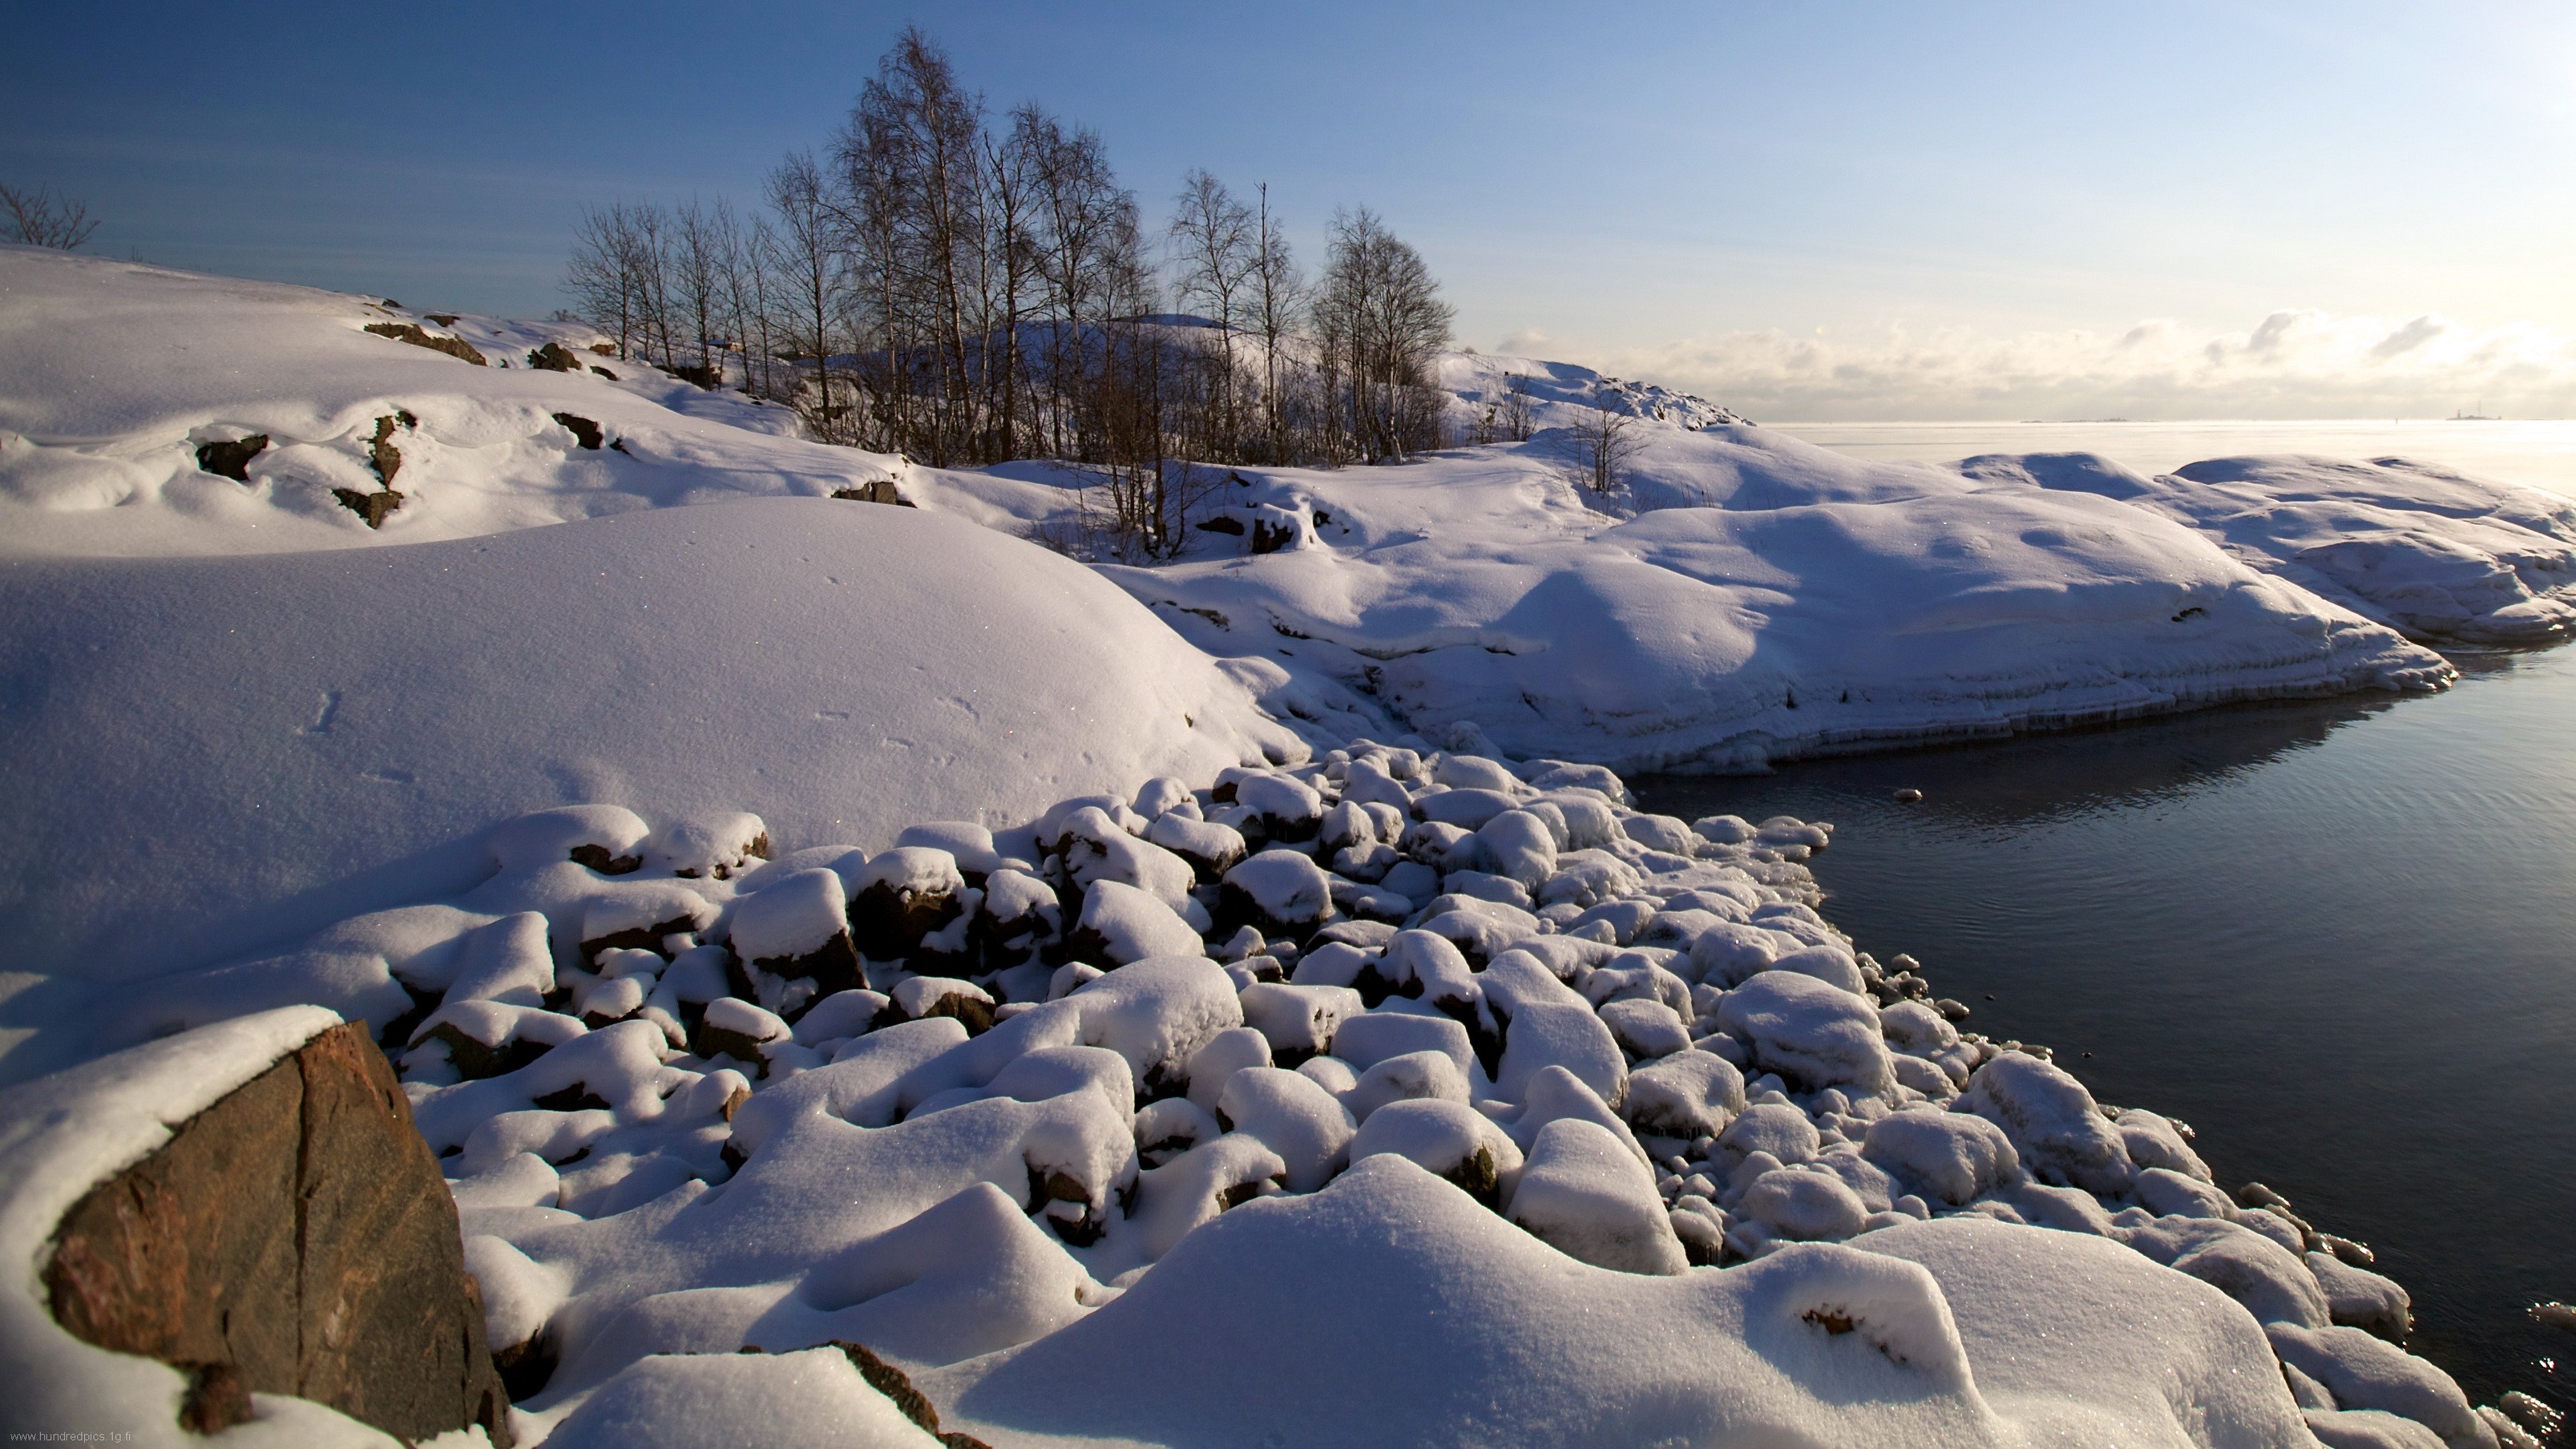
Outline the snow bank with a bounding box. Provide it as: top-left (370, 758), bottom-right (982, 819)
top-left (1077, 426), bottom-right (2450, 773)
top-left (0, 247), bottom-right (906, 558)
top-left (1972, 450), bottom-right (2576, 644)
top-left (0, 496), bottom-right (1295, 1017)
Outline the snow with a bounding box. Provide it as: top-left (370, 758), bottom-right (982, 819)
top-left (0, 497), bottom-right (1295, 1033)
top-left (0, 251), bottom-right (2537, 1446)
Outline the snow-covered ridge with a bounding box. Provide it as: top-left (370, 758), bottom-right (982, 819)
top-left (2, 746), bottom-right (2509, 1446)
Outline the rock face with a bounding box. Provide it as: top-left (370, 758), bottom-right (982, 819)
top-left (43, 1020), bottom-right (511, 1444)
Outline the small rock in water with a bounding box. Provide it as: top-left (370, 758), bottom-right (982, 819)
top-left (1893, 788), bottom-right (1924, 803)
top-left (2531, 1299), bottom-right (2576, 1332)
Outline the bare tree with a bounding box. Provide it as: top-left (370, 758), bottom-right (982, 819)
top-left (1247, 184), bottom-right (1304, 462)
top-left (1166, 170), bottom-right (1254, 454)
top-left (565, 201), bottom-right (660, 361)
top-left (765, 152), bottom-right (847, 438)
top-left (1314, 207), bottom-right (1453, 462)
top-left (1569, 404), bottom-right (1641, 494)
top-left (670, 199), bottom-right (725, 385)
top-left (1, 184), bottom-right (100, 250)
top-left (1500, 371), bottom-right (1536, 442)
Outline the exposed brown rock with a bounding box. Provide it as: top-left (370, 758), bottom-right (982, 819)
top-left (831, 478), bottom-right (915, 507)
top-left (567, 842), bottom-right (642, 875)
top-left (527, 342), bottom-right (584, 373)
top-left (426, 313), bottom-right (460, 326)
top-left (552, 412), bottom-right (604, 450)
top-left (366, 414), bottom-right (407, 487)
top-left (362, 321), bottom-right (488, 366)
top-left (849, 882), bottom-right (963, 960)
top-left (44, 1020), bottom-right (512, 1444)
top-left (590, 365), bottom-right (619, 380)
top-left (754, 931), bottom-right (864, 1000)
top-left (194, 435), bottom-right (268, 482)
top-left (587, 342), bottom-right (616, 356)
top-left (330, 487), bottom-right (405, 529)
top-left (579, 914), bottom-right (701, 961)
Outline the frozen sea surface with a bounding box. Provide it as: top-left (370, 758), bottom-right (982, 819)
top-left (1639, 640), bottom-right (2576, 1409)
top-left (1775, 418), bottom-right (2576, 502)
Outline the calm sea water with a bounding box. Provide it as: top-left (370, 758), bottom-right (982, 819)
top-left (1637, 644), bottom-right (2576, 1406)
top-left (1771, 418), bottom-right (2576, 501)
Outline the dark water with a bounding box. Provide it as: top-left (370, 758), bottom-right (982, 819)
top-left (1638, 646), bottom-right (2576, 1411)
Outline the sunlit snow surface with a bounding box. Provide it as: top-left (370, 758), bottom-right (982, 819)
top-left (0, 247), bottom-right (2539, 1448)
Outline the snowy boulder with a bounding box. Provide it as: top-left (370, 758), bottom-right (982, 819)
top-left (1068, 955), bottom-right (1245, 1094)
top-left (438, 911), bottom-right (556, 1008)
top-left (729, 869), bottom-right (860, 998)
top-left (1954, 1052), bottom-right (2134, 1196)
top-left (2301, 1409), bottom-right (2449, 1448)
top-left (407, 1000), bottom-right (587, 1081)
top-left (1145, 812), bottom-right (1250, 885)
top-left (2267, 1323), bottom-right (2493, 1449)
top-left (1599, 998), bottom-right (1694, 1060)
top-left (1415, 788), bottom-right (1519, 832)
top-left (2116, 1108), bottom-right (2212, 1181)
top-left (1233, 982), bottom-right (1363, 1063)
top-left (728, 1018), bottom-right (970, 1153)
top-left (1715, 971), bottom-right (1895, 1096)
top-left (2133, 1165), bottom-right (2232, 1219)
top-left (1621, 1049), bottom-right (1746, 1140)
top-left (849, 848), bottom-right (966, 961)
top-left (1347, 1097), bottom-right (1523, 1205)
top-left (1133, 1097), bottom-right (1221, 1166)
top-left (1860, 1110), bottom-right (2018, 1207)
top-left (2125, 1217), bottom-right (2330, 1328)
top-left (2307, 1251), bottom-right (2412, 1340)
top-left (894, 821), bottom-right (1005, 878)
top-left (1720, 1102), bottom-right (1822, 1165)
top-left (1688, 921), bottom-right (1785, 987)
top-left (793, 1181), bottom-right (1102, 1367)
top-left (1495, 1000), bottom-right (1628, 1107)
top-left (1855, 1216), bottom-right (2324, 1447)
top-left (545, 1346), bottom-right (943, 1449)
top-left (1228, 771), bottom-right (1325, 842)
top-left (1344, 1050), bottom-right (1470, 1124)
top-left (1474, 809), bottom-right (1559, 890)
top-left (1508, 1118), bottom-right (1688, 1274)
top-left (1739, 1167), bottom-right (1872, 1243)
top-left (1182, 1028), bottom-right (1274, 1115)
top-left (1433, 752), bottom-right (1524, 794)
top-left (1061, 809), bottom-right (1205, 926)
top-left (1217, 1068), bottom-right (1357, 1192)
top-left (1217, 849), bottom-right (1335, 938)
top-left (492, 804), bottom-right (652, 874)
top-left (1763, 945), bottom-right (1864, 994)
top-left (1536, 849), bottom-right (1643, 910)
top-left (1126, 1133), bottom-right (1289, 1258)
top-left (696, 998), bottom-right (790, 1072)
top-left (1330, 1010), bottom-right (1475, 1082)
top-left (1069, 880), bottom-right (1207, 965)
top-left (1508, 1064), bottom-right (1649, 1165)
top-left (1878, 998), bottom-right (1960, 1055)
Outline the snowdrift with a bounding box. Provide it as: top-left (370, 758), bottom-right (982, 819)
top-left (0, 498), bottom-right (1295, 1011)
top-left (0, 244), bottom-right (901, 558)
top-left (1065, 430), bottom-right (2454, 773)
top-left (1965, 450), bottom-right (2576, 644)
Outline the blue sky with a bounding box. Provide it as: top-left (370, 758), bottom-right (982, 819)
top-left (8, 2), bottom-right (2572, 418)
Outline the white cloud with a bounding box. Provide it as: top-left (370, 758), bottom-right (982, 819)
top-left (1576, 311), bottom-right (2576, 421)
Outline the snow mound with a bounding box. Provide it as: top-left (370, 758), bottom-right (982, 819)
top-left (0, 497), bottom-right (1295, 1008)
top-left (0, 247), bottom-right (909, 558)
top-left (1085, 426), bottom-right (2451, 774)
top-left (1975, 450), bottom-right (2576, 644)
